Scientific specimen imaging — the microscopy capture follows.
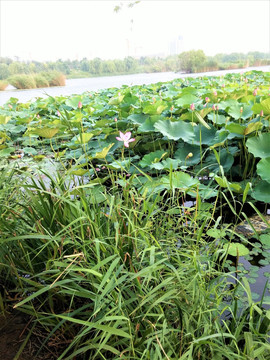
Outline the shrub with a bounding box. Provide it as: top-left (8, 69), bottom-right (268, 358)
top-left (41, 71), bottom-right (66, 86)
top-left (8, 74), bottom-right (36, 89)
top-left (0, 80), bottom-right (8, 91)
top-left (33, 74), bottom-right (49, 88)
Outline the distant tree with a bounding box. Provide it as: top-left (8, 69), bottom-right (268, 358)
top-left (0, 63), bottom-right (10, 80)
top-left (8, 61), bottom-right (25, 75)
top-left (178, 50), bottom-right (207, 73)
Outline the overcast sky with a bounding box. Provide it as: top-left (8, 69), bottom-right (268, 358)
top-left (0, 0), bottom-right (269, 62)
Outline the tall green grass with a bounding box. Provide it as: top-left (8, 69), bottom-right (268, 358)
top-left (0, 167), bottom-right (269, 359)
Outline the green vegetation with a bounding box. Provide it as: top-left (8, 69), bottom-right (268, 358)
top-left (0, 50), bottom-right (269, 90)
top-left (0, 70), bottom-right (270, 359)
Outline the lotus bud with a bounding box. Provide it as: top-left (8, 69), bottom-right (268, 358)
top-left (213, 90), bottom-right (217, 96)
top-left (78, 101), bottom-right (82, 109)
top-left (114, 118), bottom-right (118, 122)
top-left (37, 114), bottom-right (40, 119)
top-left (170, 106), bottom-right (174, 112)
top-left (57, 110), bottom-right (61, 116)
top-left (240, 107), bottom-right (243, 113)
top-left (260, 110), bottom-right (264, 117)
top-left (216, 105), bottom-right (219, 110)
top-left (253, 89), bottom-right (258, 96)
top-left (8, 104), bottom-right (12, 109)
top-left (222, 84), bottom-right (225, 88)
top-left (212, 104), bottom-right (216, 111)
top-left (190, 103), bottom-right (195, 111)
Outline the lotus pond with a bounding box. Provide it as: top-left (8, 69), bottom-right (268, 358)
top-left (0, 70), bottom-right (270, 359)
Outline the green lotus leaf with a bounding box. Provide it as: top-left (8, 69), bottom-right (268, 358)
top-left (188, 184), bottom-right (218, 199)
top-left (207, 113), bottom-right (227, 125)
top-left (138, 116), bottom-right (162, 132)
top-left (244, 121), bottom-right (263, 135)
top-left (66, 96), bottom-right (83, 109)
top-left (207, 228), bottom-right (227, 238)
top-left (0, 115), bottom-right (11, 124)
top-left (160, 171), bottom-right (199, 190)
top-left (151, 158), bottom-right (180, 170)
top-left (174, 143), bottom-right (201, 166)
top-left (223, 243), bottom-right (250, 257)
top-left (143, 100), bottom-right (167, 115)
top-left (225, 123), bottom-right (246, 135)
top-left (246, 133), bottom-right (270, 158)
top-left (257, 157), bottom-right (270, 183)
top-left (31, 127), bottom-right (59, 139)
top-left (204, 149), bottom-right (234, 173)
top-left (252, 98), bottom-right (270, 115)
top-left (228, 104), bottom-right (253, 120)
top-left (175, 94), bottom-right (199, 107)
top-left (193, 124), bottom-right (216, 145)
top-left (154, 119), bottom-right (195, 142)
top-left (75, 133), bottom-right (94, 144)
top-left (139, 150), bottom-right (166, 168)
top-left (251, 181), bottom-right (270, 203)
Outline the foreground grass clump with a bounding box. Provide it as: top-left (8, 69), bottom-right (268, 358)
top-left (0, 70), bottom-right (270, 359)
top-left (0, 167), bottom-right (269, 360)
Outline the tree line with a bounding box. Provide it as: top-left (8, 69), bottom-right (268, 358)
top-left (0, 50), bottom-right (269, 81)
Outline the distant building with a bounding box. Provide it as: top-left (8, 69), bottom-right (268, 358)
top-left (169, 35), bottom-right (184, 56)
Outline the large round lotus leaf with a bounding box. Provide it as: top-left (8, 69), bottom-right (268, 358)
top-left (246, 133), bottom-right (270, 158)
top-left (160, 171), bottom-right (199, 190)
top-left (32, 127), bottom-right (59, 139)
top-left (174, 143), bottom-right (201, 166)
top-left (223, 243), bottom-right (250, 257)
top-left (228, 104), bottom-right (253, 120)
top-left (252, 98), bottom-right (270, 115)
top-left (193, 124), bottom-right (217, 145)
top-left (139, 150), bottom-right (166, 168)
top-left (257, 158), bottom-right (270, 183)
top-left (251, 181), bottom-right (270, 203)
top-left (154, 119), bottom-right (195, 142)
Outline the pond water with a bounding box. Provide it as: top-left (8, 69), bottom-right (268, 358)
top-left (1, 65), bottom-right (269, 106)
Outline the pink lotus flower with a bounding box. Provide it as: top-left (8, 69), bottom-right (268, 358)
top-left (190, 103), bottom-right (195, 111)
top-left (116, 131), bottom-right (135, 148)
top-left (205, 97), bottom-right (210, 103)
top-left (57, 110), bottom-right (61, 116)
top-left (78, 101), bottom-right (82, 109)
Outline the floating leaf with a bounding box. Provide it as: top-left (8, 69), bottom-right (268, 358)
top-left (207, 228), bottom-right (227, 238)
top-left (154, 119), bottom-right (194, 142)
top-left (223, 243), bottom-right (250, 257)
top-left (246, 133), bottom-right (270, 158)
